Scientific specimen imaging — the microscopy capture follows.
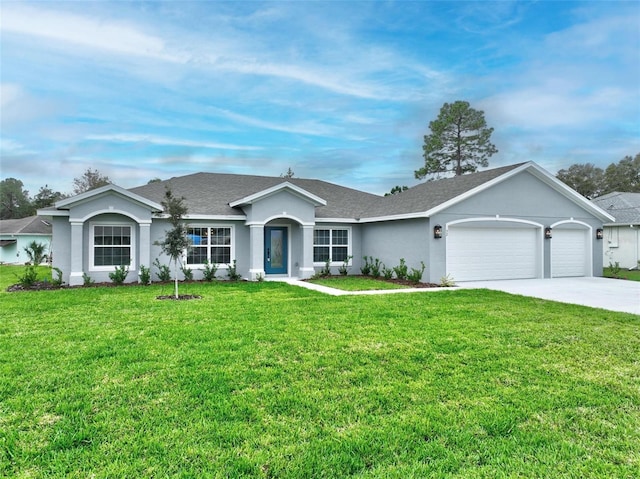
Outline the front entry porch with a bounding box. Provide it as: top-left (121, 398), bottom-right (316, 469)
top-left (247, 221), bottom-right (316, 281)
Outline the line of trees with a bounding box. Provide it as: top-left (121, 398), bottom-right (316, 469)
top-left (0, 168), bottom-right (111, 219)
top-left (555, 154), bottom-right (640, 199)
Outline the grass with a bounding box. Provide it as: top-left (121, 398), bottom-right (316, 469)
top-left (1, 265), bottom-right (639, 478)
top-left (603, 267), bottom-right (640, 281)
top-left (308, 275), bottom-right (410, 291)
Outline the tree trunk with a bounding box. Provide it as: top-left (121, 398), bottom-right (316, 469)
top-left (174, 258), bottom-right (179, 299)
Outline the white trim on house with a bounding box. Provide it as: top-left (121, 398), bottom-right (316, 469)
top-left (446, 216), bottom-right (544, 230)
top-left (180, 214), bottom-right (247, 221)
top-left (183, 224), bottom-right (235, 269)
top-left (312, 225), bottom-right (353, 266)
top-left (246, 213), bottom-right (315, 227)
top-left (55, 184), bottom-right (163, 212)
top-left (357, 211), bottom-right (428, 223)
top-left (229, 182), bottom-right (327, 208)
top-left (88, 220), bottom-right (137, 272)
top-left (71, 209), bottom-right (154, 224)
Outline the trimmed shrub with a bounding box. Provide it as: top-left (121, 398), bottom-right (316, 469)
top-left (109, 265), bottom-right (129, 285)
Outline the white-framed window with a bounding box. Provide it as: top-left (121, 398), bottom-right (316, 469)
top-left (313, 227), bottom-right (351, 264)
top-left (90, 222), bottom-right (135, 271)
top-left (186, 226), bottom-right (234, 266)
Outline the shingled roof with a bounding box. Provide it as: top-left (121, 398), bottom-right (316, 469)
top-left (129, 173), bottom-right (382, 219)
top-left (592, 192), bottom-right (640, 225)
top-left (0, 215), bottom-right (53, 235)
top-left (127, 164), bottom-right (528, 220)
top-left (360, 163), bottom-right (525, 218)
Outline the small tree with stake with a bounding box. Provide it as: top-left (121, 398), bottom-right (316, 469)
top-left (155, 188), bottom-right (190, 299)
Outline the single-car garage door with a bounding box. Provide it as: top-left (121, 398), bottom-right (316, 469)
top-left (447, 225), bottom-right (540, 281)
top-left (551, 228), bottom-right (589, 277)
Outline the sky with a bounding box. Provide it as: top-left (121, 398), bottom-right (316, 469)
top-left (1, 0), bottom-right (639, 197)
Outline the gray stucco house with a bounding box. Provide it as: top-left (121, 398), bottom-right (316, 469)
top-left (0, 215), bottom-right (52, 264)
top-left (39, 161), bottom-right (613, 286)
top-left (592, 192), bottom-right (640, 269)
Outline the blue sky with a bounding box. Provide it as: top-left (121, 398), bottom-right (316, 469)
top-left (1, 0), bottom-right (639, 196)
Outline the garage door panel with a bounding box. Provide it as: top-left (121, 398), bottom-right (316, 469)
top-left (552, 229), bottom-right (588, 277)
top-left (447, 227), bottom-right (538, 281)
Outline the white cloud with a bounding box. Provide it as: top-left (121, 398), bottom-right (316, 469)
top-left (85, 133), bottom-right (263, 151)
top-left (210, 107), bottom-right (339, 137)
top-left (0, 4), bottom-right (185, 63)
top-left (484, 86), bottom-right (627, 129)
top-left (0, 3), bottom-right (441, 101)
top-left (0, 83), bottom-right (62, 127)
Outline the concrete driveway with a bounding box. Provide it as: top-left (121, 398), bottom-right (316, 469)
top-left (458, 277), bottom-right (640, 315)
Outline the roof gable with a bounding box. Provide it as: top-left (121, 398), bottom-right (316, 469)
top-left (54, 184), bottom-right (163, 212)
top-left (229, 182), bottom-right (326, 208)
top-left (359, 162), bottom-right (614, 222)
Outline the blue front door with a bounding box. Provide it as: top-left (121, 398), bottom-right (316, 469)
top-left (265, 227), bottom-right (288, 274)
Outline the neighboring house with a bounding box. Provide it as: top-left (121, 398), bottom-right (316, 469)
top-left (0, 215), bottom-right (53, 264)
top-left (38, 161), bottom-right (613, 286)
top-left (592, 192), bottom-right (640, 269)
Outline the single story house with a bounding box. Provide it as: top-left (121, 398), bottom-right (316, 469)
top-left (39, 161), bottom-right (613, 286)
top-left (0, 215), bottom-right (52, 264)
top-left (592, 192), bottom-right (640, 269)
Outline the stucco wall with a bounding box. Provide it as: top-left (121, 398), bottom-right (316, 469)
top-left (360, 171), bottom-right (606, 283)
top-left (51, 217), bottom-right (71, 283)
top-left (244, 190), bottom-right (316, 225)
top-left (361, 218), bottom-right (429, 279)
top-left (150, 218), bottom-right (248, 281)
top-left (0, 234), bottom-right (51, 264)
top-left (603, 225), bottom-right (640, 269)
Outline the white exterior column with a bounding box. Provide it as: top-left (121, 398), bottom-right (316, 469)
top-left (69, 221), bottom-right (84, 286)
top-left (299, 225), bottom-right (315, 279)
top-left (138, 222), bottom-right (151, 282)
top-left (248, 224), bottom-right (265, 281)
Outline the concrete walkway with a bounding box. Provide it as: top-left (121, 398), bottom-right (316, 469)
top-left (277, 277), bottom-right (640, 315)
top-left (276, 278), bottom-right (444, 296)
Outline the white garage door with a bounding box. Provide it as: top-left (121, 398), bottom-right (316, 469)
top-left (447, 226), bottom-right (539, 281)
top-left (551, 229), bottom-right (589, 277)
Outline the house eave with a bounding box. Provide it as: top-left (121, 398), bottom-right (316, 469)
top-left (358, 211), bottom-right (429, 223)
top-left (37, 209), bottom-right (70, 217)
top-left (603, 222), bottom-right (638, 227)
top-left (158, 214), bottom-right (247, 221)
top-left (315, 217), bottom-right (360, 224)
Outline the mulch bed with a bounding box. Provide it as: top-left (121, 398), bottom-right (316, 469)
top-left (304, 275), bottom-right (444, 288)
top-left (156, 294), bottom-right (202, 300)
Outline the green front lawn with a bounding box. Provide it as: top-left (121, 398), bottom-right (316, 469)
top-left (603, 267), bottom-right (640, 281)
top-left (1, 265), bottom-right (639, 478)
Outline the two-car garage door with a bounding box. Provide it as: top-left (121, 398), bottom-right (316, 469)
top-left (446, 225), bottom-right (539, 281)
